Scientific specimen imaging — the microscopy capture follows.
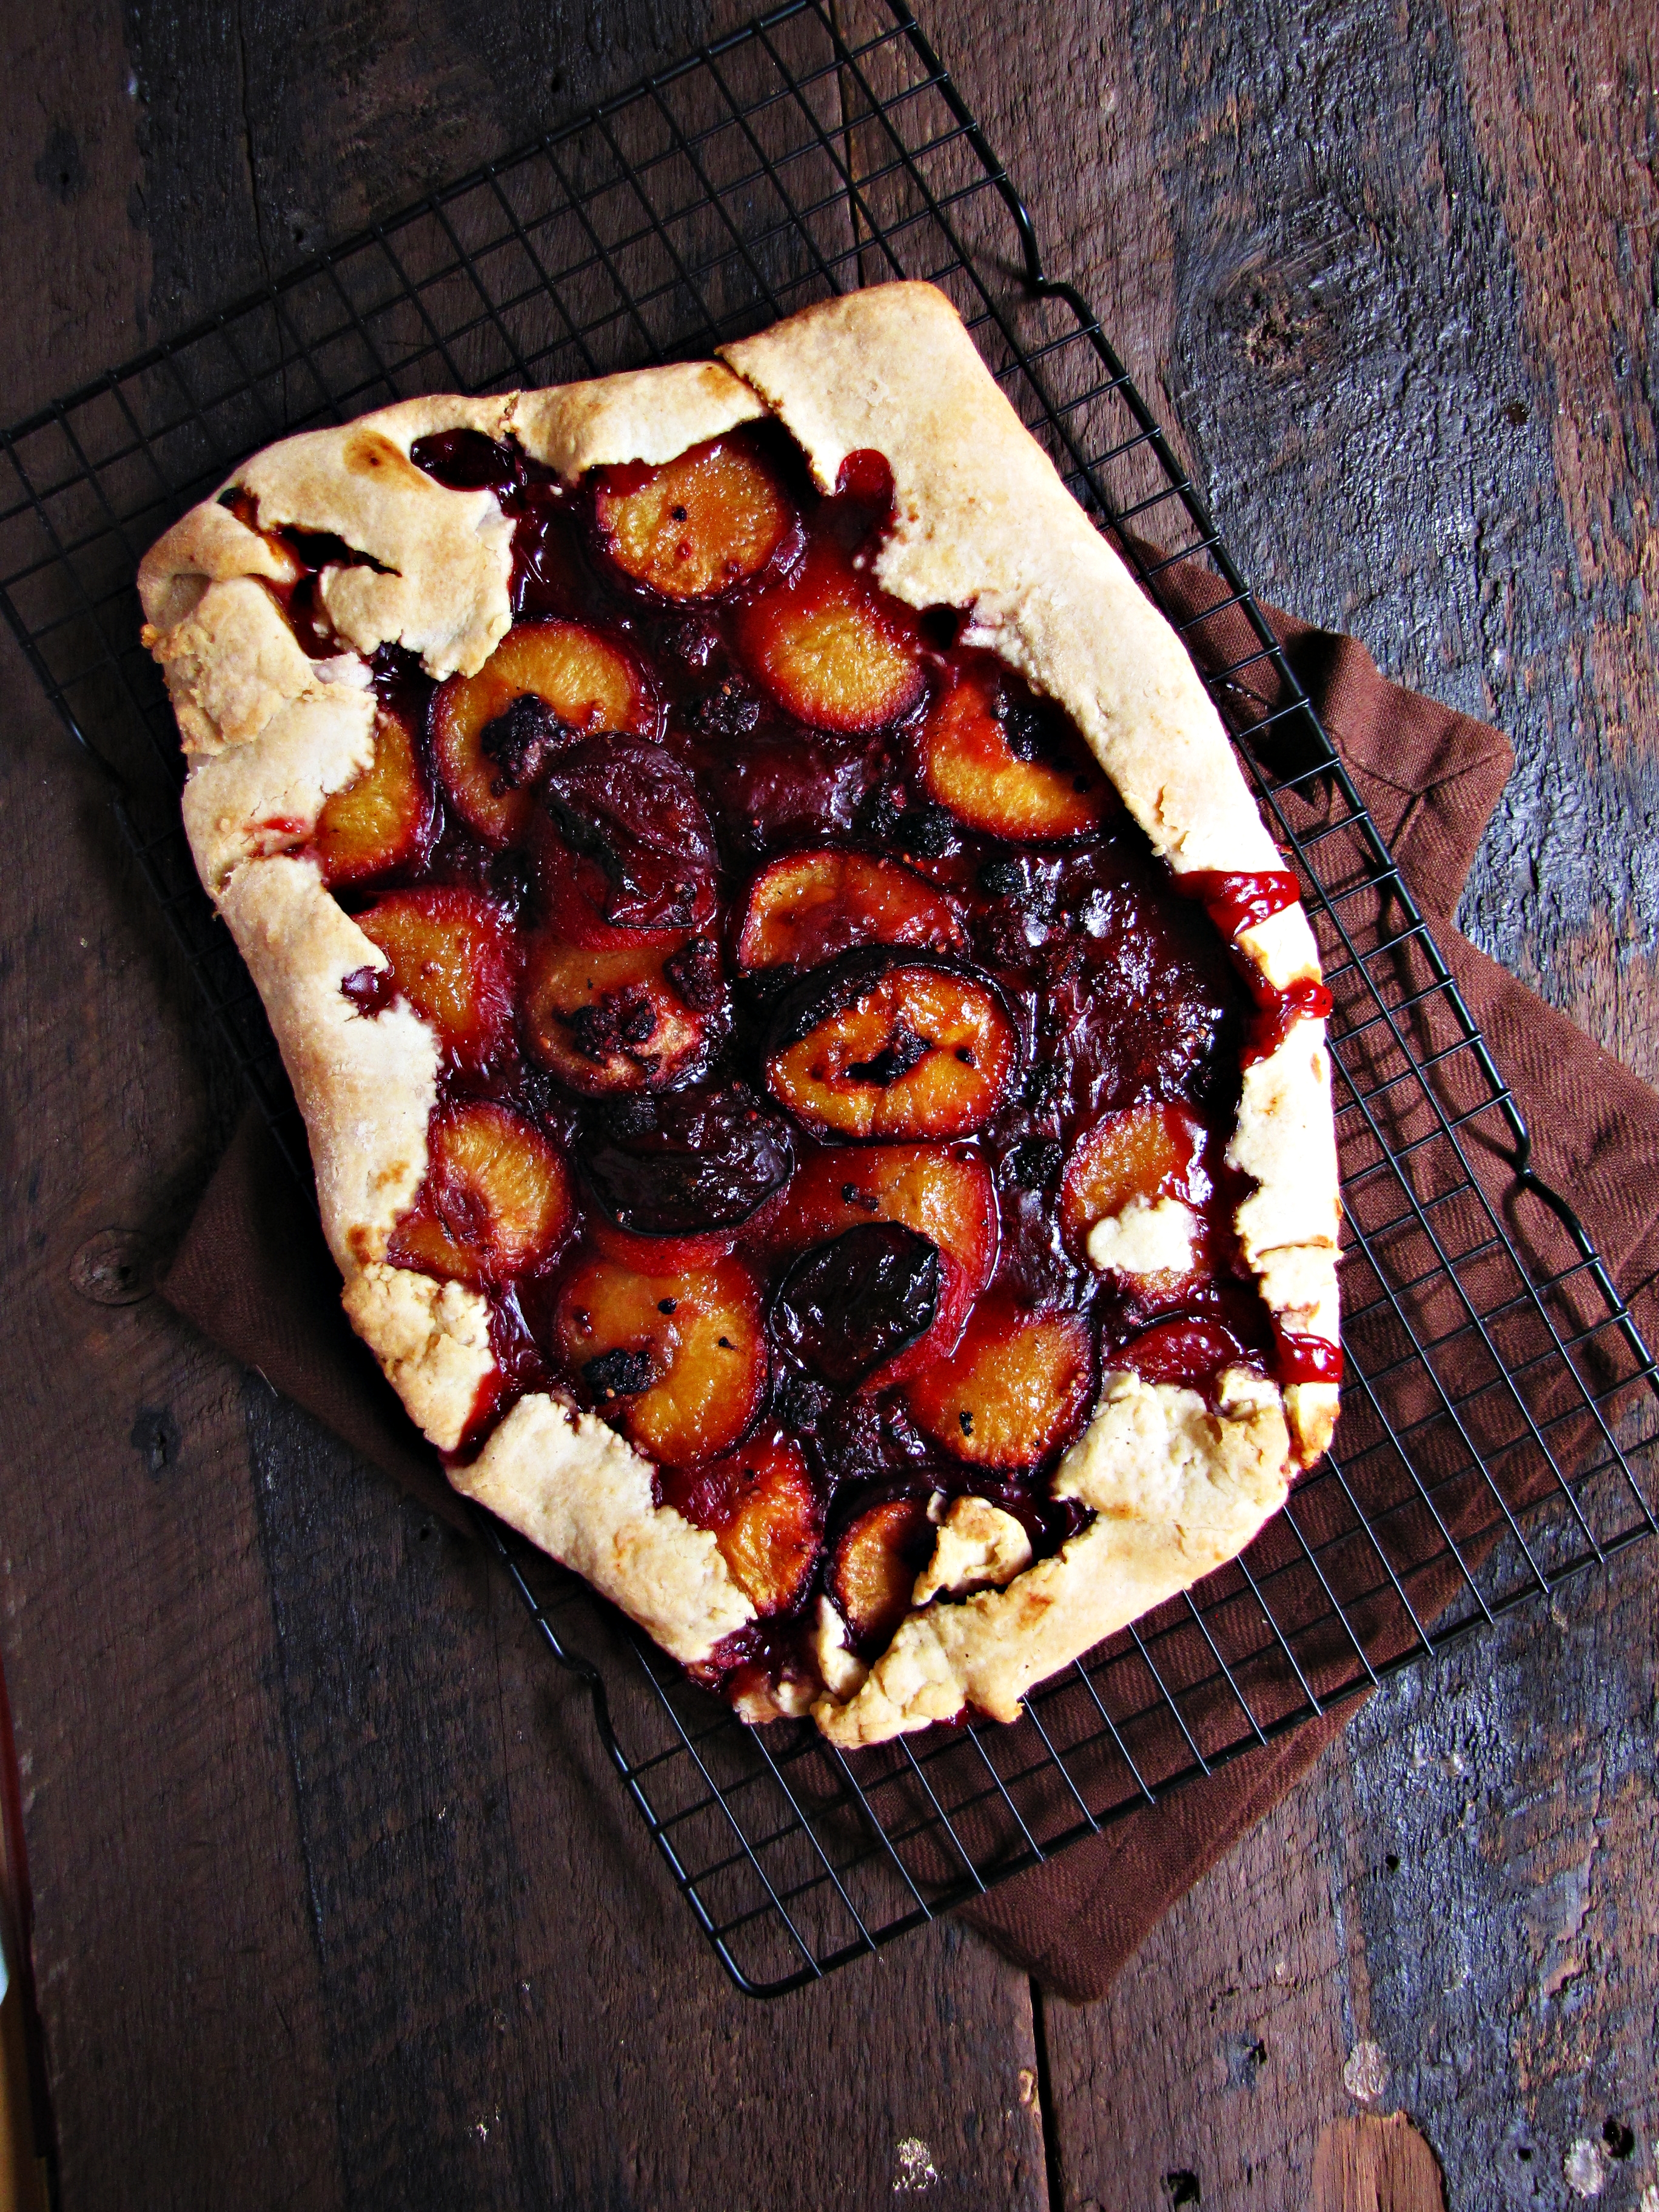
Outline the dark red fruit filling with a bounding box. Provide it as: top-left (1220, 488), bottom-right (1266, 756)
top-left (257, 418), bottom-right (1335, 1718)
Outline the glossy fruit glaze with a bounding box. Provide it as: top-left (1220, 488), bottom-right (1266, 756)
top-left (235, 417), bottom-right (1335, 1709)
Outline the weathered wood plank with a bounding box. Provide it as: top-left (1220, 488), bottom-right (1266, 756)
top-left (1037, 1541), bottom-right (1659, 2211)
top-left (0, 5), bottom-right (350, 2205)
top-left (0, 1), bottom-right (1048, 2202)
top-left (245, 1386), bottom-right (1048, 2211)
top-left (935, 0), bottom-right (1659, 1082)
top-left (920, 0), bottom-right (1659, 2204)
top-left (1446, 0), bottom-right (1659, 1082)
top-left (0, 536), bottom-right (347, 2205)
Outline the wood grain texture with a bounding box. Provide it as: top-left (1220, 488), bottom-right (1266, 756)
top-left (1038, 1543), bottom-right (1659, 2211)
top-left (934, 0), bottom-right (1659, 1082)
top-left (1312, 2115), bottom-right (1448, 2212)
top-left (240, 1384), bottom-right (1047, 2211)
top-left (923, 0), bottom-right (1659, 2204)
top-left (1447, 0), bottom-right (1659, 1082)
top-left (1, 2), bottom-right (1046, 2205)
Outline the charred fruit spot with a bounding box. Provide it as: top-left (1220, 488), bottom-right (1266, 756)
top-left (663, 936), bottom-right (724, 1012)
top-left (846, 1021), bottom-right (931, 1087)
top-left (978, 857), bottom-right (1023, 898)
top-left (692, 678), bottom-right (762, 739)
top-left (1024, 1060), bottom-right (1065, 1114)
top-left (898, 801), bottom-right (956, 859)
top-left (856, 783), bottom-right (907, 843)
top-left (1002, 1137), bottom-right (1064, 1190)
top-left (479, 692), bottom-right (570, 792)
top-left (584, 1346), bottom-right (655, 1400)
top-left (568, 992), bottom-right (656, 1062)
top-left (996, 690), bottom-right (1060, 764)
top-left (773, 1222), bottom-right (940, 1390)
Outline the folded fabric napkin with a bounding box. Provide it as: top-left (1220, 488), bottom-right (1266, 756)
top-left (160, 566), bottom-right (1659, 2003)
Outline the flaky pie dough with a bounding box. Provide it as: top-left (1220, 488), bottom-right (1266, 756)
top-left (140, 281), bottom-right (1341, 1748)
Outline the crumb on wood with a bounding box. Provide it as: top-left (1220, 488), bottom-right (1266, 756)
top-left (1342, 2040), bottom-right (1389, 2103)
top-left (1564, 2137), bottom-right (1609, 2198)
top-left (893, 2137), bottom-right (939, 2194)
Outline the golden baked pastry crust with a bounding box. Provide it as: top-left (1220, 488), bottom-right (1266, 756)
top-left (140, 281), bottom-right (1341, 1746)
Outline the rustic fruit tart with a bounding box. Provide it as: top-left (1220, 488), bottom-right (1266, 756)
top-left (139, 284), bottom-right (1341, 1747)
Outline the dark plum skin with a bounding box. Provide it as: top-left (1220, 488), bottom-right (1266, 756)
top-left (772, 1222), bottom-right (941, 1390)
top-left (538, 736), bottom-right (717, 932)
top-left (578, 1087), bottom-right (794, 1236)
top-left (407, 428), bottom-right (524, 494)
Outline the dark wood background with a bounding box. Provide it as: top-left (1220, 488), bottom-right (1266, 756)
top-left (2, 0), bottom-right (1655, 2205)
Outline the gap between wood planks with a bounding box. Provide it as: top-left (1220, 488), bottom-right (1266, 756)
top-left (1028, 1976), bottom-right (1067, 2210)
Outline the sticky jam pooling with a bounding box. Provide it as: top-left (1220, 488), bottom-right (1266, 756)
top-left (233, 418), bottom-right (1333, 1707)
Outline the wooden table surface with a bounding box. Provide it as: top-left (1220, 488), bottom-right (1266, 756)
top-left (2, 1), bottom-right (1655, 2205)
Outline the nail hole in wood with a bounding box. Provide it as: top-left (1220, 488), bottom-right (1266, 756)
top-left (70, 1228), bottom-right (153, 1306)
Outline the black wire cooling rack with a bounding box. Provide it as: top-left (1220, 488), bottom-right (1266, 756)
top-left (4, 0), bottom-right (1656, 1998)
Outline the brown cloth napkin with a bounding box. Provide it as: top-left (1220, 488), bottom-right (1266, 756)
top-left (160, 576), bottom-right (1659, 2004)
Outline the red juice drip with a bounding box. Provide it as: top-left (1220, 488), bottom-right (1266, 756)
top-left (340, 964), bottom-right (397, 1017)
top-left (1244, 974), bottom-right (1335, 1064)
top-left (834, 447), bottom-right (894, 511)
top-left (1179, 867), bottom-right (1302, 940)
top-left (1274, 1329), bottom-right (1344, 1386)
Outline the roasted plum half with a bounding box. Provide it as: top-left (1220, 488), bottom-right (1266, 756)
top-left (577, 1086), bottom-right (794, 1238)
top-left (906, 1290), bottom-right (1095, 1469)
top-left (771, 1221), bottom-right (942, 1393)
top-left (349, 886), bottom-right (516, 1073)
top-left (827, 1495), bottom-right (937, 1655)
top-left (520, 931), bottom-right (722, 1094)
top-left (918, 660), bottom-right (1113, 841)
top-left (736, 535), bottom-right (924, 732)
top-left (310, 702), bottom-right (434, 887)
top-left (532, 735), bottom-right (717, 938)
top-left (660, 1435), bottom-right (819, 1615)
top-left (773, 1142), bottom-right (997, 1290)
top-left (764, 950), bottom-right (1017, 1141)
top-left (390, 1102), bottom-right (572, 1288)
top-left (553, 1253), bottom-right (766, 1466)
top-left (771, 1144), bottom-right (996, 1383)
top-left (1059, 1102), bottom-right (1207, 1250)
top-left (431, 618), bottom-right (656, 846)
top-left (591, 432), bottom-right (796, 601)
top-left (736, 848), bottom-right (966, 972)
